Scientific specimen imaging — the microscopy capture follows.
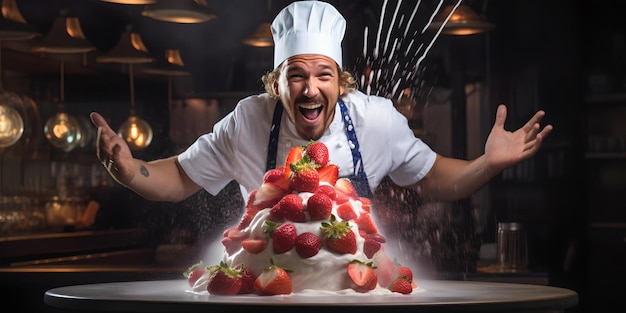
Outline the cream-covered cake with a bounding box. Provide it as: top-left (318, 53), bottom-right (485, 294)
top-left (185, 142), bottom-right (417, 295)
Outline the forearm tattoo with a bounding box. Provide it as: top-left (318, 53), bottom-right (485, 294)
top-left (140, 165), bottom-right (149, 177)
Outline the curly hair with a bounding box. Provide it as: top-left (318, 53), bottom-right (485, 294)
top-left (261, 66), bottom-right (358, 99)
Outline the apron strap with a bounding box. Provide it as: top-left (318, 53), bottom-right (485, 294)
top-left (338, 100), bottom-right (373, 199)
top-left (266, 101), bottom-right (283, 171)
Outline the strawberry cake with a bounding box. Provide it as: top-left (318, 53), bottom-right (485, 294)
top-left (184, 142), bottom-right (417, 296)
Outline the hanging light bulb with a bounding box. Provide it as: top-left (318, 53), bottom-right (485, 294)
top-left (43, 59), bottom-right (81, 152)
top-left (118, 114), bottom-right (152, 150)
top-left (0, 104), bottom-right (23, 148)
top-left (44, 111), bottom-right (81, 152)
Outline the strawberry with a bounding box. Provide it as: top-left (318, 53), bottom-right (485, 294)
top-left (356, 212), bottom-right (378, 234)
top-left (336, 202), bottom-right (357, 221)
top-left (223, 227), bottom-right (247, 240)
top-left (363, 238), bottom-right (381, 258)
top-left (306, 192), bottom-right (333, 221)
top-left (238, 207), bottom-right (259, 230)
top-left (294, 232), bottom-right (322, 258)
top-left (347, 260), bottom-right (378, 292)
top-left (318, 164), bottom-right (339, 185)
top-left (388, 276), bottom-right (413, 294)
top-left (284, 145), bottom-right (304, 180)
top-left (183, 261), bottom-right (206, 287)
top-left (289, 166), bottom-right (320, 193)
top-left (304, 141), bottom-right (329, 166)
top-left (264, 221), bottom-right (297, 254)
top-left (396, 266), bottom-right (413, 282)
top-left (206, 261), bottom-right (243, 295)
top-left (335, 178), bottom-right (359, 199)
top-left (320, 215), bottom-right (357, 254)
top-left (241, 238), bottom-right (268, 254)
top-left (270, 193), bottom-right (305, 222)
top-left (263, 166), bottom-right (290, 191)
top-left (314, 184), bottom-right (337, 200)
top-left (254, 263), bottom-right (293, 295)
top-left (373, 250), bottom-right (398, 288)
top-left (235, 265), bottom-right (256, 294)
top-left (363, 232), bottom-right (386, 243)
top-left (222, 227), bottom-right (247, 254)
top-left (252, 183), bottom-right (288, 210)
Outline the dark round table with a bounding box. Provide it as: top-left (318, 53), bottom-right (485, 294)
top-left (44, 279), bottom-right (578, 313)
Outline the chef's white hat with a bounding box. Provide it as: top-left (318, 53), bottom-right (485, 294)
top-left (271, 1), bottom-right (346, 69)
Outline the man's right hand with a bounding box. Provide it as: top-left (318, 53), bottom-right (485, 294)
top-left (90, 112), bottom-right (136, 186)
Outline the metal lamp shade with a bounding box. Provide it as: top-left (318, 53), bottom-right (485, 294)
top-left (429, 4), bottom-right (494, 36)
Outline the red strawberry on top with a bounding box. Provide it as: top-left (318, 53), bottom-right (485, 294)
top-left (284, 145), bottom-right (303, 180)
top-left (321, 215), bottom-right (357, 254)
top-left (347, 260), bottom-right (378, 292)
top-left (289, 166), bottom-right (320, 193)
top-left (263, 166), bottom-right (290, 191)
top-left (270, 193), bottom-right (305, 222)
top-left (206, 261), bottom-right (243, 295)
top-left (306, 192), bottom-right (333, 221)
top-left (304, 141), bottom-right (329, 166)
top-left (183, 261), bottom-right (206, 288)
top-left (318, 164), bottom-right (339, 185)
top-left (254, 263), bottom-right (293, 295)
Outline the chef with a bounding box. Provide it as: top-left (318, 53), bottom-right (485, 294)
top-left (90, 1), bottom-right (552, 204)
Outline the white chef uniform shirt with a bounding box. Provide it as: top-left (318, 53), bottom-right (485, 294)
top-left (177, 90), bottom-right (437, 198)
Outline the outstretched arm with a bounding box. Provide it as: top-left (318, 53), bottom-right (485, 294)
top-left (90, 112), bottom-right (201, 202)
top-left (417, 104), bottom-right (553, 201)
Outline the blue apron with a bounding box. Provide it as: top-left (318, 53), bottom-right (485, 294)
top-left (265, 100), bottom-right (373, 199)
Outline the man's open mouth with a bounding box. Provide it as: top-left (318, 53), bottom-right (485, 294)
top-left (299, 103), bottom-right (323, 121)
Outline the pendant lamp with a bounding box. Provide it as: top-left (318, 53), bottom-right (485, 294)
top-left (33, 10), bottom-right (95, 54)
top-left (97, 25), bottom-right (154, 150)
top-left (242, 23), bottom-right (273, 47)
top-left (428, 3), bottom-right (494, 36)
top-left (34, 10), bottom-right (93, 152)
top-left (0, 0), bottom-right (38, 40)
top-left (243, 0), bottom-right (273, 47)
top-left (142, 0), bottom-right (216, 24)
top-left (142, 48), bottom-right (189, 106)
